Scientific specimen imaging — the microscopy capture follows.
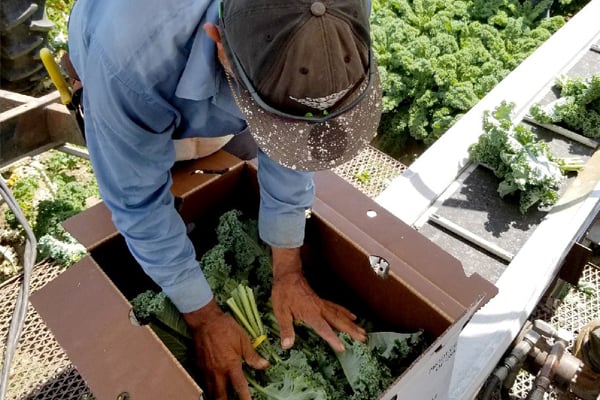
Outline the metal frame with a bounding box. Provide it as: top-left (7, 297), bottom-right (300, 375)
top-left (0, 89), bottom-right (85, 169)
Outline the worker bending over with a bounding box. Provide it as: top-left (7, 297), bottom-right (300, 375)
top-left (68, 0), bottom-right (381, 397)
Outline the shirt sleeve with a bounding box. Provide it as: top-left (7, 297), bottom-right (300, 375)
top-left (82, 57), bottom-right (213, 314)
top-left (256, 149), bottom-right (315, 248)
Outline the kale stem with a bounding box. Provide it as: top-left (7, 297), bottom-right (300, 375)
top-left (226, 298), bottom-right (258, 338)
top-left (246, 286), bottom-right (264, 335)
top-left (238, 284), bottom-right (260, 335)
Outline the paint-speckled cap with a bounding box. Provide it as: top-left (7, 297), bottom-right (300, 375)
top-left (220, 0), bottom-right (382, 171)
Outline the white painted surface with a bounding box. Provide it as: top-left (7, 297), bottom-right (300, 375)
top-left (383, 303), bottom-right (481, 400)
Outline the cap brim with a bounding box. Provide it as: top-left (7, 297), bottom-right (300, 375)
top-left (233, 69), bottom-right (382, 171)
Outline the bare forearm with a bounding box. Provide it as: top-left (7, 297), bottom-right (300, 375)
top-left (271, 247), bottom-right (303, 281)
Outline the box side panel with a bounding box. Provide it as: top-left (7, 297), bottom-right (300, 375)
top-left (380, 301), bottom-right (481, 400)
top-left (61, 201), bottom-right (118, 250)
top-left (175, 162), bottom-right (253, 225)
top-left (313, 171), bottom-right (498, 310)
top-left (31, 257), bottom-right (202, 400)
top-left (304, 210), bottom-right (454, 337)
top-left (89, 234), bottom-right (160, 301)
top-left (170, 150), bottom-right (244, 197)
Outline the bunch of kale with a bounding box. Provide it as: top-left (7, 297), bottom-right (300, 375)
top-left (469, 101), bottom-right (582, 213)
top-left (530, 75), bottom-right (600, 138)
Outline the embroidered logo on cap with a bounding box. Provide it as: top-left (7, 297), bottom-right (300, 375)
top-left (289, 85), bottom-right (352, 110)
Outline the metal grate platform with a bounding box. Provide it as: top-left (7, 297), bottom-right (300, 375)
top-left (333, 145), bottom-right (406, 198)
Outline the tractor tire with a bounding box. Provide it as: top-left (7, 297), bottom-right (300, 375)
top-left (1, 0), bottom-right (54, 94)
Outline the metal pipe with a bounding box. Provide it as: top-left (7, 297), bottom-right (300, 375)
top-left (503, 338), bottom-right (539, 388)
top-left (526, 345), bottom-right (582, 391)
top-left (480, 331), bottom-right (540, 400)
top-left (526, 341), bottom-right (567, 400)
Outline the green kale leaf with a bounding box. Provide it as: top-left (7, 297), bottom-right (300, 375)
top-left (469, 101), bottom-right (567, 213)
top-left (530, 75), bottom-right (600, 138)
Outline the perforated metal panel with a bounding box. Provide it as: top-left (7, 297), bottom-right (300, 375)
top-left (333, 145), bottom-right (406, 198)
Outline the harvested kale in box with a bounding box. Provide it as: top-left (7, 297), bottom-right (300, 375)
top-left (132, 209), bottom-right (427, 400)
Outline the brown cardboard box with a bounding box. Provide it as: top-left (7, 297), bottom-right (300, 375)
top-left (32, 151), bottom-right (497, 400)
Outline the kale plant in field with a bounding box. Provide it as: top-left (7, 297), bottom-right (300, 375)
top-left (370, 0), bottom-right (565, 154)
top-left (469, 101), bottom-right (581, 213)
top-left (132, 210), bottom-right (427, 400)
top-left (550, 0), bottom-right (592, 17)
top-left (2, 150), bottom-right (97, 271)
top-left (530, 75), bottom-right (600, 138)
top-left (0, 229), bottom-right (24, 281)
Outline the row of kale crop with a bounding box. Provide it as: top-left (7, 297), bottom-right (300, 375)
top-left (370, 0), bottom-right (590, 158)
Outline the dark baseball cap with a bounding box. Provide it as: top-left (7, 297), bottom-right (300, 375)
top-left (219, 0), bottom-right (382, 171)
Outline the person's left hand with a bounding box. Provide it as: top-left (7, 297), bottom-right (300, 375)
top-left (270, 247), bottom-right (366, 352)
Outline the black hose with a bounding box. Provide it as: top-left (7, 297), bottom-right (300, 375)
top-left (0, 178), bottom-right (37, 400)
top-left (526, 341), bottom-right (565, 400)
top-left (480, 374), bottom-right (502, 400)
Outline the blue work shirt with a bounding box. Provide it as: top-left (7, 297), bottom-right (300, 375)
top-left (68, 0), bottom-right (315, 313)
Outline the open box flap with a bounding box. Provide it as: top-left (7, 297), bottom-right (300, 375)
top-left (62, 200), bottom-right (118, 251)
top-left (31, 256), bottom-right (202, 400)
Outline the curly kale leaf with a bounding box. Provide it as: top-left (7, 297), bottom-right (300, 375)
top-left (291, 324), bottom-right (348, 399)
top-left (199, 243), bottom-right (239, 306)
top-left (370, 0), bottom-right (564, 146)
top-left (216, 210), bottom-right (270, 269)
top-left (130, 290), bottom-right (194, 368)
top-left (530, 75), bottom-right (600, 138)
top-left (470, 101), bottom-right (566, 213)
top-left (34, 199), bottom-right (79, 239)
top-left (334, 333), bottom-right (393, 400)
top-left (209, 209), bottom-right (272, 303)
top-left (37, 234), bottom-right (85, 267)
top-left (368, 330), bottom-right (426, 360)
top-left (249, 350), bottom-right (331, 400)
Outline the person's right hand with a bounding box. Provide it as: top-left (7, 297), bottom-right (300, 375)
top-left (270, 247), bottom-right (367, 353)
top-left (182, 299), bottom-right (269, 400)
